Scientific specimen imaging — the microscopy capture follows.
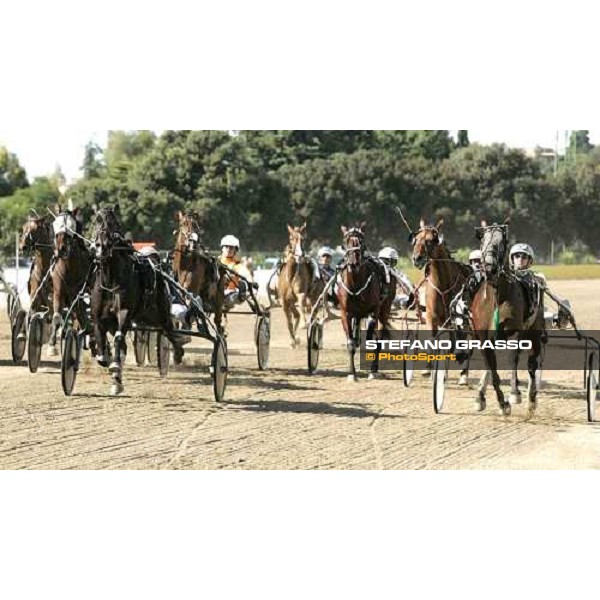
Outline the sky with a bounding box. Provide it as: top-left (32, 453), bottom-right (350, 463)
top-left (1, 129), bottom-right (598, 184)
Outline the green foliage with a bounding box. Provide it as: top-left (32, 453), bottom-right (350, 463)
top-left (0, 146), bottom-right (28, 197)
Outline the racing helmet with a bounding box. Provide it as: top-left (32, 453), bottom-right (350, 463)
top-left (318, 246), bottom-right (334, 259)
top-left (469, 250), bottom-right (482, 263)
top-left (378, 247), bottom-right (399, 262)
top-left (510, 243), bottom-right (535, 263)
top-left (221, 235), bottom-right (240, 250)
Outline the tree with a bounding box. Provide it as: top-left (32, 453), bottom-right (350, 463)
top-left (0, 146), bottom-right (28, 197)
top-left (569, 130), bottom-right (593, 156)
top-left (457, 130), bottom-right (470, 148)
top-left (81, 141), bottom-right (104, 179)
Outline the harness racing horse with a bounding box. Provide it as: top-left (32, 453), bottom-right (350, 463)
top-left (336, 223), bottom-right (395, 382)
top-left (172, 211), bottom-right (224, 333)
top-left (91, 206), bottom-right (181, 396)
top-left (278, 223), bottom-right (324, 348)
top-left (48, 210), bottom-right (93, 357)
top-left (20, 211), bottom-right (54, 314)
top-left (411, 218), bottom-right (472, 382)
top-left (470, 223), bottom-right (545, 417)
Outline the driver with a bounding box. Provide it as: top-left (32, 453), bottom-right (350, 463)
top-left (219, 235), bottom-right (254, 309)
top-left (378, 247), bottom-right (414, 308)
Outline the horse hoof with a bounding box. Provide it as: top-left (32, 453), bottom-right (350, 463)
top-left (368, 373), bottom-right (381, 381)
top-left (110, 383), bottom-right (124, 396)
top-left (474, 399), bottom-right (486, 412)
top-left (96, 356), bottom-right (108, 368)
top-left (527, 404), bottom-right (537, 418)
top-left (509, 393), bottom-right (522, 405)
top-left (347, 375), bottom-right (357, 383)
top-left (47, 346), bottom-right (58, 357)
top-left (458, 375), bottom-right (469, 386)
top-left (108, 362), bottom-right (121, 374)
top-left (499, 403), bottom-right (512, 417)
top-left (289, 341), bottom-right (297, 349)
top-left (421, 371), bottom-right (431, 379)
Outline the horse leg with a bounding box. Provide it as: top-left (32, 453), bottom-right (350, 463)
top-left (482, 348), bottom-right (511, 416)
top-left (366, 317), bottom-right (380, 381)
top-left (47, 287), bottom-right (63, 357)
top-left (282, 301), bottom-right (298, 349)
top-left (341, 313), bottom-right (357, 382)
top-left (109, 309), bottom-right (129, 396)
top-left (476, 370), bottom-right (490, 412)
top-left (526, 336), bottom-right (542, 418)
top-left (509, 348), bottom-right (522, 405)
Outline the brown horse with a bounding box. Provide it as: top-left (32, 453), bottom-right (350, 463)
top-left (277, 223), bottom-right (324, 348)
top-left (20, 211), bottom-right (54, 314)
top-left (172, 211), bottom-right (224, 332)
top-left (411, 218), bottom-right (472, 381)
top-left (48, 210), bottom-right (92, 356)
top-left (470, 223), bottom-right (545, 417)
top-left (337, 223), bottom-right (395, 382)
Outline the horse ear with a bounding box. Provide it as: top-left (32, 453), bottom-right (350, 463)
top-left (419, 218), bottom-right (426, 229)
top-left (504, 215), bottom-right (511, 225)
top-left (300, 222), bottom-right (307, 233)
top-left (341, 226), bottom-right (348, 236)
top-left (359, 221), bottom-right (367, 232)
top-left (481, 219), bottom-right (487, 228)
top-left (55, 203), bottom-right (62, 214)
top-left (435, 218), bottom-right (444, 230)
top-left (175, 211), bottom-right (183, 222)
top-left (287, 225), bottom-right (294, 235)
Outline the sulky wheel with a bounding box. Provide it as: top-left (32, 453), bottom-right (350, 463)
top-left (156, 331), bottom-right (170, 378)
top-left (403, 328), bottom-right (416, 388)
top-left (586, 352), bottom-right (598, 423)
top-left (61, 328), bottom-right (80, 396)
top-left (134, 330), bottom-right (147, 367)
top-left (211, 335), bottom-right (228, 402)
top-left (28, 314), bottom-right (44, 374)
top-left (11, 309), bottom-right (27, 363)
top-left (255, 315), bottom-right (271, 371)
top-left (433, 357), bottom-right (449, 414)
top-left (307, 321), bottom-right (323, 375)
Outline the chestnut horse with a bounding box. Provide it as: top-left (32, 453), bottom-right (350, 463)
top-left (336, 223), bottom-right (395, 382)
top-left (172, 211), bottom-right (224, 332)
top-left (48, 210), bottom-right (92, 357)
top-left (20, 211), bottom-right (54, 314)
top-left (470, 223), bottom-right (545, 417)
top-left (411, 218), bottom-right (472, 381)
top-left (277, 223), bottom-right (324, 348)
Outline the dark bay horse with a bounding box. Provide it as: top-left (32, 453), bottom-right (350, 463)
top-left (172, 211), bottom-right (224, 332)
top-left (336, 223), bottom-right (395, 382)
top-left (411, 218), bottom-right (472, 382)
top-left (278, 223), bottom-right (324, 348)
top-left (20, 211), bottom-right (54, 315)
top-left (470, 223), bottom-right (545, 417)
top-left (48, 210), bottom-right (93, 356)
top-left (91, 207), bottom-right (180, 396)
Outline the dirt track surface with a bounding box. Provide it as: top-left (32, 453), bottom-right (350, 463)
top-left (1, 279), bottom-right (600, 470)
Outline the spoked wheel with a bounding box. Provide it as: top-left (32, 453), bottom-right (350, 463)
top-left (586, 352), bottom-right (598, 423)
top-left (61, 328), bottom-right (81, 396)
top-left (28, 314), bottom-right (44, 374)
top-left (433, 358), bottom-right (449, 414)
top-left (11, 309), bottom-right (27, 363)
top-left (307, 321), bottom-right (323, 375)
top-left (211, 335), bottom-right (228, 402)
top-left (147, 331), bottom-right (158, 366)
top-left (255, 315), bottom-right (271, 371)
top-left (134, 330), bottom-right (147, 367)
top-left (156, 331), bottom-right (170, 378)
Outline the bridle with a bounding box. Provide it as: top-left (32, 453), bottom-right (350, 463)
top-left (176, 214), bottom-right (205, 255)
top-left (476, 224), bottom-right (509, 281)
top-left (343, 228), bottom-right (366, 267)
top-left (411, 226), bottom-right (444, 269)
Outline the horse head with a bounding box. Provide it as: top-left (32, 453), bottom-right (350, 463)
top-left (175, 210), bottom-right (203, 253)
top-left (341, 222), bottom-right (366, 269)
top-left (411, 218), bottom-right (445, 270)
top-left (94, 206), bottom-right (123, 260)
top-left (475, 219), bottom-right (509, 277)
top-left (286, 222), bottom-right (307, 259)
top-left (20, 210), bottom-right (51, 253)
top-left (53, 211), bottom-right (79, 259)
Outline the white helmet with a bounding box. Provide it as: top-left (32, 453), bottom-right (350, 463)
top-left (379, 247), bottom-right (399, 261)
top-left (318, 246), bottom-right (334, 258)
top-left (510, 243), bottom-right (535, 263)
top-left (221, 235), bottom-right (240, 250)
top-left (469, 250), bottom-right (482, 262)
top-left (138, 246), bottom-right (159, 259)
